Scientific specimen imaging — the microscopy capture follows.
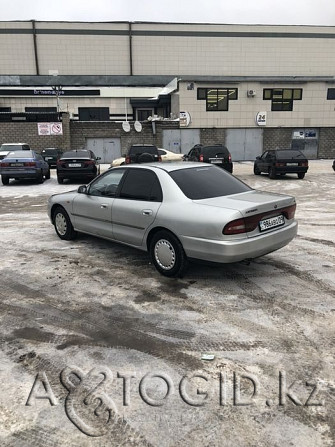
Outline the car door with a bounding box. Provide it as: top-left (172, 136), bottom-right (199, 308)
top-left (72, 169), bottom-right (126, 238)
top-left (112, 168), bottom-right (162, 247)
top-left (257, 151), bottom-right (268, 171)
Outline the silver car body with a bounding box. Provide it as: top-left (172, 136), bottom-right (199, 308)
top-left (48, 163), bottom-right (297, 264)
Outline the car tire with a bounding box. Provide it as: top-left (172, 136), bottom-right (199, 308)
top-left (150, 230), bottom-right (188, 277)
top-left (45, 168), bottom-right (51, 180)
top-left (36, 171), bottom-right (44, 183)
top-left (57, 176), bottom-right (64, 184)
top-left (1, 175), bottom-right (9, 185)
top-left (53, 206), bottom-right (77, 240)
top-left (297, 172), bottom-right (305, 179)
top-left (253, 165), bottom-right (261, 175)
top-left (138, 152), bottom-right (155, 163)
top-left (269, 167), bottom-right (276, 179)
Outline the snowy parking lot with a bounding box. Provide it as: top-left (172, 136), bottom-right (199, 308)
top-left (0, 161), bottom-right (334, 446)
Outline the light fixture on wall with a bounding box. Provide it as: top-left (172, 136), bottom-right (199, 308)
top-left (187, 83), bottom-right (194, 90)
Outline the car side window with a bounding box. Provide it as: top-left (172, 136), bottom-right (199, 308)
top-left (88, 169), bottom-right (126, 197)
top-left (261, 151), bottom-right (268, 159)
top-left (158, 149), bottom-right (166, 156)
top-left (119, 169), bottom-right (162, 202)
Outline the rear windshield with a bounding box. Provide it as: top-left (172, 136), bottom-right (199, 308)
top-left (42, 149), bottom-right (59, 155)
top-left (1, 144), bottom-right (29, 151)
top-left (202, 146), bottom-right (229, 157)
top-left (62, 150), bottom-right (90, 158)
top-left (129, 146), bottom-right (158, 155)
top-left (5, 151), bottom-right (33, 158)
top-left (170, 166), bottom-right (251, 200)
top-left (276, 150), bottom-right (306, 159)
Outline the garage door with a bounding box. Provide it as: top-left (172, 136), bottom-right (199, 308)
top-left (226, 129), bottom-right (263, 161)
top-left (86, 138), bottom-right (121, 163)
top-left (162, 129), bottom-right (200, 154)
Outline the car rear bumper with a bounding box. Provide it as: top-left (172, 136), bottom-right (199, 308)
top-left (57, 169), bottom-right (97, 179)
top-left (0, 168), bottom-right (39, 178)
top-left (180, 220), bottom-right (298, 263)
top-left (275, 166), bottom-right (308, 174)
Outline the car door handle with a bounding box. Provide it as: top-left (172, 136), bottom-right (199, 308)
top-left (101, 204), bottom-right (108, 209)
top-left (142, 209), bottom-right (153, 216)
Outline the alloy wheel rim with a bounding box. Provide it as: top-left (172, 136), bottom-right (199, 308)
top-left (55, 213), bottom-right (67, 236)
top-left (155, 239), bottom-right (176, 270)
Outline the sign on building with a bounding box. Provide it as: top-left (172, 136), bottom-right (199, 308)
top-left (37, 122), bottom-right (63, 135)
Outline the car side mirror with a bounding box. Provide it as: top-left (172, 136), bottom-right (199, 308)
top-left (256, 156), bottom-right (261, 160)
top-left (96, 157), bottom-right (101, 161)
top-left (78, 185), bottom-right (88, 194)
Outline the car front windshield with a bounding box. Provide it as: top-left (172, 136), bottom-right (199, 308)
top-left (169, 166), bottom-right (251, 200)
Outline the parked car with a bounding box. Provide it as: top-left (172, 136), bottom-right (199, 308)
top-left (0, 150), bottom-right (50, 185)
top-left (110, 148), bottom-right (183, 167)
top-left (41, 148), bottom-right (63, 167)
top-left (56, 149), bottom-right (100, 184)
top-left (0, 143), bottom-right (30, 160)
top-left (124, 144), bottom-right (162, 164)
top-left (48, 163), bottom-right (297, 277)
top-left (254, 149), bottom-right (309, 179)
top-left (183, 144), bottom-right (233, 173)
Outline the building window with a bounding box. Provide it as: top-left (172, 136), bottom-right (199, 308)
top-left (136, 108), bottom-right (154, 121)
top-left (263, 88), bottom-right (302, 111)
top-left (327, 89), bottom-right (335, 100)
top-left (78, 107), bottom-right (109, 121)
top-left (197, 88), bottom-right (238, 111)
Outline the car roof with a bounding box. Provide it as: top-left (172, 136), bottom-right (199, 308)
top-left (112, 162), bottom-right (206, 173)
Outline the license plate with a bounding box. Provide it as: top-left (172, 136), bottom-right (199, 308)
top-left (259, 215), bottom-right (285, 232)
top-left (286, 163), bottom-right (298, 166)
top-left (10, 163), bottom-right (24, 167)
top-left (68, 163), bottom-right (82, 167)
top-left (210, 159), bottom-right (223, 164)
top-left (45, 157), bottom-right (53, 160)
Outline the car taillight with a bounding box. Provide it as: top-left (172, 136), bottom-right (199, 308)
top-left (275, 162), bottom-right (285, 167)
top-left (1, 162), bottom-right (9, 167)
top-left (24, 162), bottom-right (36, 167)
top-left (281, 204), bottom-right (296, 219)
top-left (125, 156), bottom-right (131, 164)
top-left (158, 155), bottom-right (162, 162)
top-left (223, 204), bottom-right (296, 235)
top-left (228, 154), bottom-right (232, 162)
top-left (84, 160), bottom-right (95, 165)
top-left (199, 154), bottom-right (204, 162)
top-left (299, 162), bottom-right (308, 167)
top-left (57, 160), bottom-right (64, 166)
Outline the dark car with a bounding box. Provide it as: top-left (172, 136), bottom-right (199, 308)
top-left (41, 148), bottom-right (63, 167)
top-left (0, 150), bottom-right (50, 185)
top-left (183, 144), bottom-right (233, 173)
top-left (56, 149), bottom-right (100, 184)
top-left (254, 149), bottom-right (309, 179)
top-left (125, 144), bottom-right (162, 164)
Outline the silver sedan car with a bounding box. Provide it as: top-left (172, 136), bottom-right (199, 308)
top-left (47, 163), bottom-right (297, 277)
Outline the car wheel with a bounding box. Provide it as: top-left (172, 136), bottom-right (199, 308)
top-left (36, 170), bottom-right (44, 183)
top-left (253, 165), bottom-right (261, 175)
top-left (269, 167), bottom-right (277, 179)
top-left (297, 172), bottom-right (305, 179)
top-left (150, 230), bottom-right (188, 277)
top-left (1, 175), bottom-right (9, 185)
top-left (53, 206), bottom-right (77, 240)
top-left (45, 168), bottom-right (51, 180)
top-left (138, 152), bottom-right (155, 163)
top-left (57, 176), bottom-right (64, 184)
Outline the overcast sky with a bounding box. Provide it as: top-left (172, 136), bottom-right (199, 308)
top-left (0, 0), bottom-right (334, 26)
